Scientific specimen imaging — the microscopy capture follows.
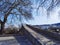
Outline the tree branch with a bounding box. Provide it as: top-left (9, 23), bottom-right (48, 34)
top-left (37, 0), bottom-right (47, 10)
top-left (3, 1), bottom-right (19, 24)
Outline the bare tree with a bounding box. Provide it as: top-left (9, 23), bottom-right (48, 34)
top-left (0, 0), bottom-right (32, 34)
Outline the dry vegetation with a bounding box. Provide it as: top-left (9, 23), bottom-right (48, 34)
top-left (2, 27), bottom-right (20, 34)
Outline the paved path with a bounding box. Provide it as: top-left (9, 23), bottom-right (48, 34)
top-left (0, 35), bottom-right (32, 45)
top-left (23, 25), bottom-right (60, 45)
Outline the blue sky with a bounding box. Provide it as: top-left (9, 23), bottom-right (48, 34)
top-left (23, 0), bottom-right (60, 25)
top-left (1, 0), bottom-right (60, 27)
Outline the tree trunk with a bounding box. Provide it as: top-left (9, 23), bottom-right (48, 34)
top-left (0, 23), bottom-right (4, 34)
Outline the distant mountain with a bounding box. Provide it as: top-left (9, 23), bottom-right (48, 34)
top-left (32, 23), bottom-right (60, 26)
top-left (32, 23), bottom-right (60, 29)
top-left (52, 23), bottom-right (60, 26)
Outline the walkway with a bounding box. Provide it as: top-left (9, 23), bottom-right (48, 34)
top-left (23, 24), bottom-right (60, 45)
top-left (0, 35), bottom-right (32, 45)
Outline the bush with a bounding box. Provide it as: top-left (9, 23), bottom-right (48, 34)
top-left (3, 28), bottom-right (19, 34)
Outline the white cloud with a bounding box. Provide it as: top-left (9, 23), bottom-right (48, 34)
top-left (24, 6), bottom-right (60, 25)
